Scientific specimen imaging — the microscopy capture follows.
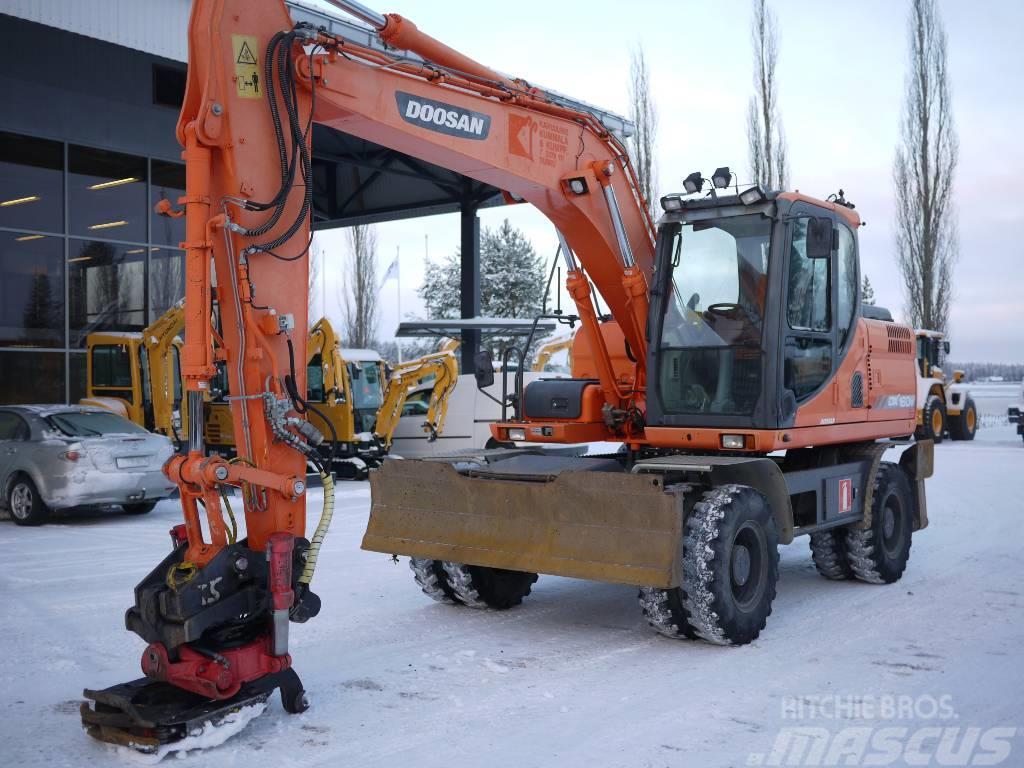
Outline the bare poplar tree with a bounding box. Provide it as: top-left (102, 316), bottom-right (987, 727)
top-left (150, 252), bottom-right (183, 320)
top-left (893, 0), bottom-right (958, 333)
top-left (341, 224), bottom-right (380, 348)
top-left (746, 0), bottom-right (789, 190)
top-left (628, 46), bottom-right (658, 219)
top-left (307, 239), bottom-right (321, 328)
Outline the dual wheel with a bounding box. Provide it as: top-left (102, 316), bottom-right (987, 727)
top-left (409, 559), bottom-right (538, 610)
top-left (809, 462), bottom-right (914, 584)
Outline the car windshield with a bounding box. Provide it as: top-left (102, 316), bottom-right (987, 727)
top-left (657, 214), bottom-right (771, 416)
top-left (48, 411), bottom-right (148, 437)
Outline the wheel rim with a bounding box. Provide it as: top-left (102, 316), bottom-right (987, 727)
top-left (966, 407), bottom-right (976, 432)
top-left (10, 483), bottom-right (32, 520)
top-left (880, 494), bottom-right (905, 558)
top-left (931, 408), bottom-right (943, 435)
top-left (731, 521), bottom-right (766, 610)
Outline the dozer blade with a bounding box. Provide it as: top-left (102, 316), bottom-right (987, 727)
top-left (363, 455), bottom-right (684, 587)
top-left (81, 669), bottom-right (302, 755)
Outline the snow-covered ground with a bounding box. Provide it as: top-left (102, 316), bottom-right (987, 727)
top-left (1, 426), bottom-right (1021, 767)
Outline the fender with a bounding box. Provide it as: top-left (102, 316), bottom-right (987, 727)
top-left (633, 455), bottom-right (796, 544)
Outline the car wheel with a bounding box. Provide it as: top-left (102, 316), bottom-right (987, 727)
top-left (8, 475), bottom-right (50, 526)
top-left (123, 501), bottom-right (158, 515)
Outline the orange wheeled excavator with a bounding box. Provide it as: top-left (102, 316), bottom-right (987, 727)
top-left (81, 0), bottom-right (933, 753)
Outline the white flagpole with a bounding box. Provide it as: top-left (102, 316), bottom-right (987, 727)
top-left (395, 245), bottom-right (402, 363)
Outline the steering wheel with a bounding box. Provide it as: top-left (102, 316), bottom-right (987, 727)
top-left (705, 302), bottom-right (743, 316)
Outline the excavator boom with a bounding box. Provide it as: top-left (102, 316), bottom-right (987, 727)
top-left (82, 1), bottom-right (655, 751)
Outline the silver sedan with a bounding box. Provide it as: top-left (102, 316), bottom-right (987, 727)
top-left (0, 406), bottom-right (177, 526)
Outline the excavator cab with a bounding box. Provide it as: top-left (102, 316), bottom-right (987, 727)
top-left (645, 189), bottom-right (863, 433)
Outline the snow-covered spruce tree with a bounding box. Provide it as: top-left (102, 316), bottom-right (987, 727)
top-left (861, 274), bottom-right (876, 306)
top-left (418, 219), bottom-right (547, 358)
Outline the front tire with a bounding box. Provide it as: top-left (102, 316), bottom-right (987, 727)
top-left (662, 485), bottom-right (779, 646)
top-left (7, 476), bottom-right (50, 526)
top-left (916, 394), bottom-right (946, 443)
top-left (949, 397), bottom-right (978, 441)
top-left (845, 463), bottom-right (913, 584)
top-left (441, 562), bottom-right (538, 609)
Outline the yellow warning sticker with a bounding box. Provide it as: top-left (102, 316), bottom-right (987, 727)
top-left (232, 35), bottom-right (261, 99)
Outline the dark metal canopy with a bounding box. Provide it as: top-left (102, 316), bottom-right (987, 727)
top-left (396, 318), bottom-right (558, 338)
top-left (311, 125), bottom-right (506, 228)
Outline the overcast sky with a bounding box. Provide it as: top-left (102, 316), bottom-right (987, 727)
top-left (311, 0), bottom-right (1023, 364)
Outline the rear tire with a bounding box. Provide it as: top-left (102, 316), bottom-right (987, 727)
top-left (441, 562), bottom-right (538, 610)
top-left (677, 485), bottom-right (779, 645)
top-left (916, 394), bottom-right (946, 443)
top-left (809, 529), bottom-right (856, 580)
top-left (7, 476), bottom-right (49, 526)
top-left (122, 501), bottom-right (157, 515)
top-left (845, 463), bottom-right (913, 584)
top-left (949, 397), bottom-right (978, 441)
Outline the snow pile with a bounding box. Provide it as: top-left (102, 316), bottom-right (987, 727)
top-left (110, 701), bottom-right (267, 764)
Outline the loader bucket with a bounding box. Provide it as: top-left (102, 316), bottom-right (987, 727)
top-left (362, 455), bottom-right (684, 588)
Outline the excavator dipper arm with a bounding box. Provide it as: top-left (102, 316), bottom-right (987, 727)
top-left (83, 0), bottom-right (654, 753)
top-left (376, 351), bottom-right (460, 448)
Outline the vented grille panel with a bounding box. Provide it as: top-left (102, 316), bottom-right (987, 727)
top-left (886, 324), bottom-right (913, 355)
top-left (851, 371), bottom-right (864, 408)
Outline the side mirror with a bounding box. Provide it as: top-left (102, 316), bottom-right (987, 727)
top-left (806, 217), bottom-right (834, 258)
top-left (473, 350), bottom-right (495, 389)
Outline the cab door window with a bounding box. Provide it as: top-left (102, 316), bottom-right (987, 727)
top-left (307, 354), bottom-right (325, 403)
top-left (785, 217), bottom-right (833, 400)
top-left (836, 225), bottom-right (858, 347)
top-left (91, 344), bottom-right (135, 403)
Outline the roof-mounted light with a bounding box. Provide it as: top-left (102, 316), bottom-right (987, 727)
top-left (660, 194), bottom-right (684, 212)
top-left (739, 185), bottom-right (766, 205)
top-left (682, 171), bottom-right (704, 195)
top-left (711, 167), bottom-right (732, 189)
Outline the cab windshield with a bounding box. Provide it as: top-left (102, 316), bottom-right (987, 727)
top-left (349, 361), bottom-right (383, 410)
top-left (657, 214), bottom-right (771, 416)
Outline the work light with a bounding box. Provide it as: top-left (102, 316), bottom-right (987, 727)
top-left (683, 172), bottom-right (704, 195)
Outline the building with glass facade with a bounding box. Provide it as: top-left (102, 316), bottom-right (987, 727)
top-left (0, 9), bottom-right (188, 404)
top-left (1, 1), bottom-right (628, 402)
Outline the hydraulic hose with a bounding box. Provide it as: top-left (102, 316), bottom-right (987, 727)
top-left (299, 469), bottom-right (334, 585)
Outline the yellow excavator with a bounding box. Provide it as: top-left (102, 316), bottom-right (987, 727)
top-left (533, 334), bottom-right (574, 373)
top-left (84, 307), bottom-right (456, 474)
top-left (81, 300), bottom-right (188, 443)
top-left (305, 318), bottom-right (458, 477)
